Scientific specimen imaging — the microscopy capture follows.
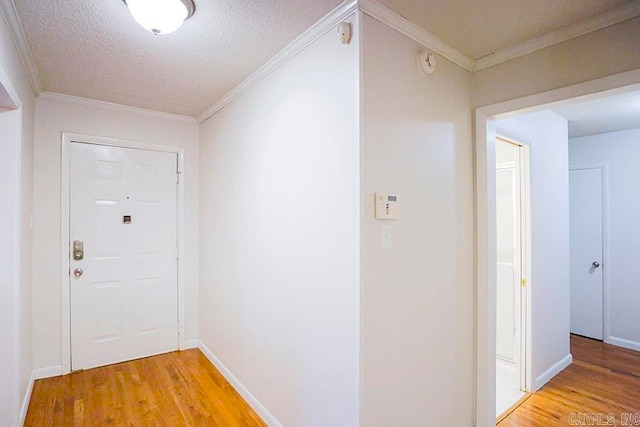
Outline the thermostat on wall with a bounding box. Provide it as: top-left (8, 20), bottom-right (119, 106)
top-left (375, 192), bottom-right (398, 219)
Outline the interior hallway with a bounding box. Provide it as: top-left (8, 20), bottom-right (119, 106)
top-left (500, 334), bottom-right (640, 426)
top-left (24, 349), bottom-right (265, 426)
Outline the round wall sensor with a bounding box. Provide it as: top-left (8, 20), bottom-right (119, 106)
top-left (416, 51), bottom-right (436, 75)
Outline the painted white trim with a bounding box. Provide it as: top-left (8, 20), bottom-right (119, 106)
top-left (0, 64), bottom-right (21, 110)
top-left (495, 135), bottom-right (533, 395)
top-left (359, 0), bottom-right (474, 71)
top-left (197, 0), bottom-right (359, 123)
top-left (183, 339), bottom-right (199, 349)
top-left (32, 365), bottom-right (63, 380)
top-left (197, 340), bottom-right (282, 427)
top-left (606, 336), bottom-right (640, 352)
top-left (0, 0), bottom-right (43, 94)
top-left (569, 163), bottom-right (610, 344)
top-left (39, 92), bottom-right (197, 124)
top-left (534, 354), bottom-right (572, 390)
top-left (19, 371), bottom-right (34, 425)
top-left (475, 114), bottom-right (496, 427)
top-left (474, 2), bottom-right (640, 71)
top-left (196, 0), bottom-right (636, 122)
top-left (476, 70), bottom-right (640, 115)
top-left (0, 61), bottom-right (22, 427)
top-left (495, 127), bottom-right (534, 148)
top-left (19, 366), bottom-right (63, 425)
top-left (60, 133), bottom-right (187, 374)
top-left (475, 70), bottom-right (640, 427)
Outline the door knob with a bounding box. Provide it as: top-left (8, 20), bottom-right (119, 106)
top-left (73, 268), bottom-right (84, 278)
top-left (592, 261), bottom-right (600, 268)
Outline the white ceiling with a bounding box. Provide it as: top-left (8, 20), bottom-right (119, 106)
top-left (13, 0), bottom-right (343, 117)
top-left (552, 90), bottom-right (640, 138)
top-left (10, 0), bottom-right (639, 117)
top-left (377, 0), bottom-right (633, 59)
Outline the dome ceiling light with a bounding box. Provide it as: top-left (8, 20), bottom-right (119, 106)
top-left (123, 0), bottom-right (196, 35)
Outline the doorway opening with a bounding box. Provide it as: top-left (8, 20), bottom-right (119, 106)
top-left (475, 71), bottom-right (640, 427)
top-left (495, 137), bottom-right (531, 419)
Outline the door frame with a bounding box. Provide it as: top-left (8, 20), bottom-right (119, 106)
top-left (474, 70), bottom-right (640, 427)
top-left (569, 163), bottom-right (610, 343)
top-left (495, 132), bottom-right (532, 394)
top-left (60, 132), bottom-right (186, 374)
top-left (0, 64), bottom-right (22, 427)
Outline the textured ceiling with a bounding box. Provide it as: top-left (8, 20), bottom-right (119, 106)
top-left (11, 0), bottom-right (637, 117)
top-left (553, 90), bottom-right (640, 138)
top-left (377, 0), bottom-right (633, 59)
top-left (14, 0), bottom-right (343, 116)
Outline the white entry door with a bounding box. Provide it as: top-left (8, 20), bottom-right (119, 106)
top-left (569, 167), bottom-right (603, 340)
top-left (70, 142), bottom-right (179, 370)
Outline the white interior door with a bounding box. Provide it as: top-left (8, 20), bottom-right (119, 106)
top-left (70, 142), bottom-right (179, 370)
top-left (569, 167), bottom-right (603, 340)
top-left (495, 140), bottom-right (522, 377)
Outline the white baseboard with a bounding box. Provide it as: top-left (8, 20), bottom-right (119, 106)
top-left (20, 365), bottom-right (63, 425)
top-left (183, 339), bottom-right (199, 350)
top-left (535, 354), bottom-right (572, 391)
top-left (606, 336), bottom-right (640, 352)
top-left (33, 365), bottom-right (63, 380)
top-left (197, 340), bottom-right (282, 427)
top-left (20, 370), bottom-right (36, 425)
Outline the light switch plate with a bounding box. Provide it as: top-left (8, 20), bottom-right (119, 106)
top-left (381, 225), bottom-right (392, 250)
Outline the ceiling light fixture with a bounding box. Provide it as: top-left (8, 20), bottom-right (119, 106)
top-left (124, 0), bottom-right (195, 35)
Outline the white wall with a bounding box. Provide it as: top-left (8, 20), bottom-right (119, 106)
top-left (472, 17), bottom-right (640, 108)
top-left (360, 14), bottom-right (474, 426)
top-left (570, 128), bottom-right (640, 350)
top-left (198, 14), bottom-right (360, 427)
top-left (0, 8), bottom-right (36, 426)
top-left (32, 97), bottom-right (199, 370)
top-left (496, 111), bottom-right (570, 389)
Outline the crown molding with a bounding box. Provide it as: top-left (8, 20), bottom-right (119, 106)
top-left (474, 1), bottom-right (640, 71)
top-left (38, 91), bottom-right (197, 124)
top-left (197, 0), bottom-right (359, 123)
top-left (358, 0), bottom-right (475, 72)
top-left (197, 0), bottom-right (475, 123)
top-left (0, 0), bottom-right (43, 94)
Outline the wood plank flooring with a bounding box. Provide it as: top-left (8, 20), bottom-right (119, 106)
top-left (25, 334), bottom-right (640, 426)
top-left (24, 349), bottom-right (266, 426)
top-left (499, 334), bottom-right (640, 426)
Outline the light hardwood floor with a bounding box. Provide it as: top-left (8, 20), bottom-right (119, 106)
top-left (25, 334), bottom-right (640, 426)
top-left (24, 349), bottom-right (266, 426)
top-left (499, 334), bottom-right (640, 426)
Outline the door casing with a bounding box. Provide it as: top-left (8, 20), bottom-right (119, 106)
top-left (495, 132), bottom-right (532, 394)
top-left (495, 136), bottom-right (530, 393)
top-left (60, 133), bottom-right (187, 374)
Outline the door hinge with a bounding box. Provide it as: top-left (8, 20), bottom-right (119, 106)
top-left (521, 278), bottom-right (527, 287)
top-left (176, 171), bottom-right (181, 184)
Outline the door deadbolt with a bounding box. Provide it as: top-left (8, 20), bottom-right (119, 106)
top-left (73, 240), bottom-right (84, 260)
top-left (73, 268), bottom-right (84, 278)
